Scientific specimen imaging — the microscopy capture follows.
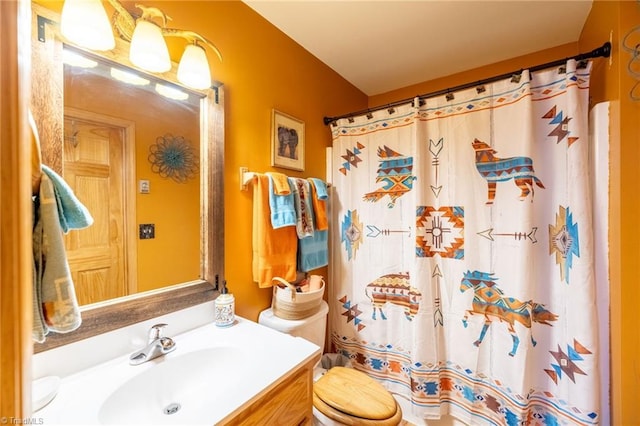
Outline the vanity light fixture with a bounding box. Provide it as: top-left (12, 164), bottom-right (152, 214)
top-left (59, 0), bottom-right (222, 90)
top-left (60, 0), bottom-right (115, 51)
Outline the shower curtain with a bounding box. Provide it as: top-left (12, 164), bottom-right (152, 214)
top-left (329, 60), bottom-right (600, 425)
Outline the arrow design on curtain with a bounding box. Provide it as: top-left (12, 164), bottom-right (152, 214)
top-left (432, 265), bottom-right (443, 327)
top-left (430, 138), bottom-right (444, 198)
top-left (477, 227), bottom-right (538, 243)
top-left (366, 225), bottom-right (411, 238)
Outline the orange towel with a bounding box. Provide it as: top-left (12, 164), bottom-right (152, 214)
top-left (252, 174), bottom-right (297, 287)
top-left (267, 172), bottom-right (291, 195)
top-left (309, 179), bottom-right (329, 231)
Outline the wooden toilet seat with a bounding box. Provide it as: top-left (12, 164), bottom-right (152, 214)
top-left (313, 367), bottom-right (403, 425)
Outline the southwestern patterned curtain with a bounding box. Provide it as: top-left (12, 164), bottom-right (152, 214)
top-left (329, 60), bottom-right (600, 425)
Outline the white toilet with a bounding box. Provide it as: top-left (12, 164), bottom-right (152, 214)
top-left (258, 301), bottom-right (403, 426)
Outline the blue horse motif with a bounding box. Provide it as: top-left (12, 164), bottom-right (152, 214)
top-left (460, 270), bottom-right (558, 356)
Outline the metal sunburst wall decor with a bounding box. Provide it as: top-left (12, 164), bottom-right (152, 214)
top-left (148, 134), bottom-right (199, 183)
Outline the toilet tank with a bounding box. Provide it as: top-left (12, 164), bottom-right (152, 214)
top-left (258, 301), bottom-right (329, 352)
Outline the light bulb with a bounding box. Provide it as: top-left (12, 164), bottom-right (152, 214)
top-left (177, 43), bottom-right (212, 90)
top-left (129, 20), bottom-right (171, 73)
top-left (61, 0), bottom-right (115, 51)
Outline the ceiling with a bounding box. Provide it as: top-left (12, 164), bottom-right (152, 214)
top-left (243, 1), bottom-right (593, 96)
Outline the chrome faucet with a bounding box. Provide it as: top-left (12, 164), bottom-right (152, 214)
top-left (129, 323), bottom-right (176, 365)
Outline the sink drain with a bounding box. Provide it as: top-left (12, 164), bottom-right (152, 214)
top-left (164, 402), bottom-right (181, 415)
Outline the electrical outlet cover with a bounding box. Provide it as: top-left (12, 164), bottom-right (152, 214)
top-left (139, 224), bottom-right (155, 239)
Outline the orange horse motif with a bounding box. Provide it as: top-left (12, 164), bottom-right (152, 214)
top-left (460, 270), bottom-right (558, 356)
top-left (472, 139), bottom-right (545, 204)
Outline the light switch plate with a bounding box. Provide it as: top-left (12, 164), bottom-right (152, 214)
top-left (139, 179), bottom-right (150, 194)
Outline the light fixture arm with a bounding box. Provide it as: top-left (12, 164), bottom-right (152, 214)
top-left (135, 4), bottom-right (171, 26)
top-left (105, 0), bottom-right (136, 41)
top-left (162, 29), bottom-right (223, 63)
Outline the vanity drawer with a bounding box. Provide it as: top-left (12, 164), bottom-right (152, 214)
top-left (219, 361), bottom-right (314, 425)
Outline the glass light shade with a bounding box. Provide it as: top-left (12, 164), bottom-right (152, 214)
top-left (60, 0), bottom-right (115, 51)
top-left (129, 20), bottom-right (171, 73)
top-left (177, 44), bottom-right (212, 90)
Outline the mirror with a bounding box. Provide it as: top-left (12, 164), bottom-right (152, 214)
top-left (32, 4), bottom-right (224, 352)
top-left (63, 46), bottom-right (201, 304)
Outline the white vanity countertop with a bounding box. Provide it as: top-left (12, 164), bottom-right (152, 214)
top-left (36, 317), bottom-right (320, 425)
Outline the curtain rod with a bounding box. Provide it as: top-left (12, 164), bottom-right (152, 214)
top-left (323, 41), bottom-right (611, 126)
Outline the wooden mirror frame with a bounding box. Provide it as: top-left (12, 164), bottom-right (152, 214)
top-left (32, 4), bottom-right (224, 353)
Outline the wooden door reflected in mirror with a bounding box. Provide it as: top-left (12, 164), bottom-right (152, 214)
top-left (63, 116), bottom-right (128, 304)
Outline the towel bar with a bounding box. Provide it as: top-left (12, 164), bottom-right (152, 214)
top-left (239, 167), bottom-right (257, 191)
top-left (239, 167), bottom-right (331, 192)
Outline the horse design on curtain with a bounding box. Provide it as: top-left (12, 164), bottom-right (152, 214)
top-left (330, 61), bottom-right (599, 425)
top-left (460, 270), bottom-right (558, 357)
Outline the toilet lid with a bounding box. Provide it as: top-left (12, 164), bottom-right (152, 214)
top-left (314, 367), bottom-right (396, 420)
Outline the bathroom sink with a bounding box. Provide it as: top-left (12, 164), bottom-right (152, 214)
top-left (98, 347), bottom-right (250, 425)
top-left (36, 318), bottom-right (320, 425)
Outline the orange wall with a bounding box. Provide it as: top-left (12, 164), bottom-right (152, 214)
top-left (142, 1), bottom-right (368, 321)
top-left (580, 1), bottom-right (640, 424)
top-left (614, 3), bottom-right (640, 423)
top-left (64, 69), bottom-right (201, 293)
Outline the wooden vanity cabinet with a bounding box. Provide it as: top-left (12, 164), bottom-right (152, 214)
top-left (218, 354), bottom-right (319, 426)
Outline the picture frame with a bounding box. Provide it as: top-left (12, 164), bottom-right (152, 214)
top-left (271, 109), bottom-right (305, 171)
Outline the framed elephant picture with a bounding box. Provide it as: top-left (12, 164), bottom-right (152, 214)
top-left (271, 109), bottom-right (305, 171)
